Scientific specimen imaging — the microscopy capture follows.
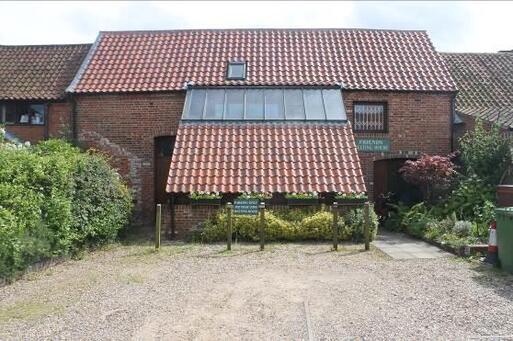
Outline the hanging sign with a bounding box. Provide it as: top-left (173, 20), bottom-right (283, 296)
top-left (233, 198), bottom-right (260, 215)
top-left (355, 138), bottom-right (390, 152)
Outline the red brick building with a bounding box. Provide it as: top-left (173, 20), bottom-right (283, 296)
top-left (0, 44), bottom-right (90, 143)
top-left (1, 29), bottom-right (458, 236)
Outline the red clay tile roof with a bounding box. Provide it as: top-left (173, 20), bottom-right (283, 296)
top-left (442, 52), bottom-right (513, 128)
top-left (69, 29), bottom-right (456, 94)
top-left (0, 44), bottom-right (91, 100)
top-left (166, 122), bottom-right (366, 194)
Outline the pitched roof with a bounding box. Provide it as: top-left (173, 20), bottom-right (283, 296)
top-left (166, 122), bottom-right (366, 194)
top-left (69, 28), bottom-right (456, 94)
top-left (442, 52), bottom-right (513, 128)
top-left (0, 44), bottom-right (91, 100)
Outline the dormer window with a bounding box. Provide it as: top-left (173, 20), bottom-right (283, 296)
top-left (227, 61), bottom-right (246, 80)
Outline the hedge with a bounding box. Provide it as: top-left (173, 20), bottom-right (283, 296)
top-left (189, 206), bottom-right (379, 243)
top-left (0, 138), bottom-right (133, 280)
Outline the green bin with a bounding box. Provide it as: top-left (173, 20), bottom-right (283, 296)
top-left (495, 207), bottom-right (513, 273)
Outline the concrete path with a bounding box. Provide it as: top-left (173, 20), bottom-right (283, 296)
top-left (373, 231), bottom-right (453, 259)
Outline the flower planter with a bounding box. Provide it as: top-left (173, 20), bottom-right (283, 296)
top-left (287, 198), bottom-right (319, 206)
top-left (335, 198), bottom-right (368, 205)
top-left (190, 198), bottom-right (222, 206)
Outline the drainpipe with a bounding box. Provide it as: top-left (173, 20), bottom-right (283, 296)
top-left (68, 94), bottom-right (78, 143)
top-left (450, 93), bottom-right (456, 152)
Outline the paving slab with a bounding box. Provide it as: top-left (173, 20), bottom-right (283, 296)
top-left (373, 231), bottom-right (453, 259)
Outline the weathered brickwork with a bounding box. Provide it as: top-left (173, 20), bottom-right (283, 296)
top-left (74, 92), bottom-right (184, 225)
top-left (344, 91), bottom-right (453, 198)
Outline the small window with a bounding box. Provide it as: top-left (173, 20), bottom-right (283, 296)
top-left (245, 89), bottom-right (264, 119)
top-left (353, 102), bottom-right (387, 132)
top-left (204, 89), bottom-right (225, 119)
top-left (264, 89), bottom-right (285, 120)
top-left (1, 103), bottom-right (46, 125)
top-left (284, 89), bottom-right (305, 120)
top-left (303, 90), bottom-right (325, 120)
top-left (322, 90), bottom-right (346, 121)
top-left (225, 89), bottom-right (244, 119)
top-left (227, 61), bottom-right (246, 80)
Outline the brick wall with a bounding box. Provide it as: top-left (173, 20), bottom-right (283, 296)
top-left (344, 91), bottom-right (453, 198)
top-left (48, 101), bottom-right (72, 138)
top-left (74, 92), bottom-right (184, 225)
top-left (74, 90), bottom-right (452, 235)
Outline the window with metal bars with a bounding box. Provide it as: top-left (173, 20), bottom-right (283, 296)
top-left (353, 102), bottom-right (387, 132)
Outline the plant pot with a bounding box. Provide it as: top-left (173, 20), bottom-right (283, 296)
top-left (190, 198), bottom-right (222, 206)
top-left (287, 198), bottom-right (319, 206)
top-left (335, 198), bottom-right (367, 205)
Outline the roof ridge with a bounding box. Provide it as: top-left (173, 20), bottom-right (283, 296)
top-left (99, 27), bottom-right (427, 34)
top-left (441, 51), bottom-right (513, 56)
top-left (0, 43), bottom-right (91, 48)
top-left (66, 35), bottom-right (102, 93)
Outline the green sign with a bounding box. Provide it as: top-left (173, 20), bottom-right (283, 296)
top-left (355, 138), bottom-right (390, 152)
top-left (234, 198), bottom-right (260, 215)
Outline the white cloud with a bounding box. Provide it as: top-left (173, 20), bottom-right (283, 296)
top-left (0, 1), bottom-right (511, 52)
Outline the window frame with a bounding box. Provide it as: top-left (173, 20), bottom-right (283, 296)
top-left (0, 101), bottom-right (48, 126)
top-left (226, 61), bottom-right (247, 80)
top-left (182, 87), bottom-right (347, 122)
top-left (352, 101), bottom-right (388, 133)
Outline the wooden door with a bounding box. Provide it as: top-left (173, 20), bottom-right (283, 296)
top-left (154, 136), bottom-right (175, 204)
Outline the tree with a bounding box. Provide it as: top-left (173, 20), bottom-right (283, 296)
top-left (399, 154), bottom-right (457, 203)
top-left (459, 120), bottom-right (512, 187)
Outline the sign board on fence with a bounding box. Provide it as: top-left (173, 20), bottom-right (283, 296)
top-left (355, 138), bottom-right (390, 152)
top-left (234, 198), bottom-right (259, 215)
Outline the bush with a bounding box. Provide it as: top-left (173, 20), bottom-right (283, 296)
top-left (196, 206), bottom-right (378, 243)
top-left (459, 120), bottom-right (512, 187)
top-left (453, 221), bottom-right (472, 237)
top-left (399, 154), bottom-right (457, 203)
top-left (0, 139), bottom-right (132, 280)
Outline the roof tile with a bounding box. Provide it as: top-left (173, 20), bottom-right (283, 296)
top-left (442, 52), bottom-right (513, 127)
top-left (71, 29), bottom-right (456, 93)
top-left (166, 122), bottom-right (366, 194)
top-left (0, 44), bottom-right (90, 100)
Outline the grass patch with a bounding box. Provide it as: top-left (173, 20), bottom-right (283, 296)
top-left (0, 301), bottom-right (61, 322)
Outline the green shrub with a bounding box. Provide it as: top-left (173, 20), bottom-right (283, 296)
top-left (0, 139), bottom-right (132, 280)
top-left (459, 120), bottom-right (511, 187)
top-left (197, 207), bottom-right (378, 243)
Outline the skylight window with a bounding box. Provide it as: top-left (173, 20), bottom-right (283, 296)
top-left (227, 61), bottom-right (246, 80)
top-left (182, 88), bottom-right (347, 121)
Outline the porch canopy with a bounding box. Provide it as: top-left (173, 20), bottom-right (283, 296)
top-left (166, 88), bottom-right (366, 194)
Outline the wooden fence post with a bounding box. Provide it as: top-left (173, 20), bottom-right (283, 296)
top-left (155, 204), bottom-right (161, 250)
top-left (332, 202), bottom-right (339, 251)
top-left (226, 202), bottom-right (233, 251)
top-left (364, 202), bottom-right (370, 251)
top-left (259, 202), bottom-right (265, 251)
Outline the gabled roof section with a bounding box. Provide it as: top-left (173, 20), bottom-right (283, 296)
top-left (442, 52), bottom-right (513, 128)
top-left (70, 28), bottom-right (456, 94)
top-left (166, 121), bottom-right (366, 194)
top-left (0, 44), bottom-right (91, 100)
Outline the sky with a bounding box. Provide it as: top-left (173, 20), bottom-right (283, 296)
top-left (0, 1), bottom-right (512, 53)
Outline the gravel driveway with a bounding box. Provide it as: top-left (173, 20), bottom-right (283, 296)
top-left (1, 242), bottom-right (512, 340)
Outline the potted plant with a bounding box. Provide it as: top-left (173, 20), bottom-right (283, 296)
top-left (285, 192), bottom-right (319, 205)
top-left (189, 191), bottom-right (222, 206)
top-left (238, 192), bottom-right (272, 202)
top-left (334, 192), bottom-right (368, 204)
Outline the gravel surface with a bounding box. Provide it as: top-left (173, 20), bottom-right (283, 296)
top-left (1, 242), bottom-right (512, 340)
